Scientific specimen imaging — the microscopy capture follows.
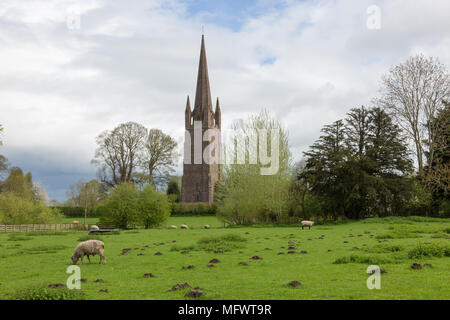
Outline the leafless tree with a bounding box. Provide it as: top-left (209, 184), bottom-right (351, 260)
top-left (32, 181), bottom-right (50, 205)
top-left (0, 124), bottom-right (8, 177)
top-left (92, 122), bottom-right (147, 187)
top-left (66, 179), bottom-right (104, 225)
top-left (375, 54), bottom-right (449, 175)
top-left (141, 128), bottom-right (178, 186)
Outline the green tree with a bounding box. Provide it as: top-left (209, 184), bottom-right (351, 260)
top-left (301, 107), bottom-right (413, 219)
top-left (302, 120), bottom-right (348, 219)
top-left (138, 184), bottom-right (171, 229)
top-left (2, 167), bottom-right (34, 200)
top-left (217, 110), bottom-right (292, 224)
top-left (166, 178), bottom-right (181, 202)
top-left (0, 193), bottom-right (62, 224)
top-left (424, 101), bottom-right (450, 214)
top-left (100, 182), bottom-right (140, 229)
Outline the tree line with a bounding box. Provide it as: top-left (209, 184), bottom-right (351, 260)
top-left (0, 129), bottom-right (61, 224)
top-left (216, 54), bottom-right (449, 224)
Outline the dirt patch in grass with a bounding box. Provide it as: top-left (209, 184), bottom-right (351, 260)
top-left (143, 273), bottom-right (156, 278)
top-left (287, 281), bottom-right (302, 288)
top-left (185, 289), bottom-right (204, 299)
top-left (170, 283), bottom-right (191, 291)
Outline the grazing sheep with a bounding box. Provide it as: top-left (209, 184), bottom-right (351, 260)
top-left (204, 225), bottom-right (210, 229)
top-left (72, 220), bottom-right (79, 225)
top-left (71, 240), bottom-right (106, 265)
top-left (169, 225), bottom-right (177, 229)
top-left (301, 220), bottom-right (315, 230)
top-left (90, 225), bottom-right (100, 231)
top-left (180, 224), bottom-right (189, 229)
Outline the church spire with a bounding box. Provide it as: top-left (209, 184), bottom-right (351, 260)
top-left (215, 97), bottom-right (221, 129)
top-left (193, 34), bottom-right (213, 118)
top-left (185, 95), bottom-right (191, 128)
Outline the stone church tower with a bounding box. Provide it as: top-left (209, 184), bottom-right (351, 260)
top-left (181, 35), bottom-right (222, 203)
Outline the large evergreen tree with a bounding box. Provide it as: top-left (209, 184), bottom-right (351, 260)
top-left (301, 107), bottom-right (414, 219)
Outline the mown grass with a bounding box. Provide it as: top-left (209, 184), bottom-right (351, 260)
top-left (0, 216), bottom-right (449, 300)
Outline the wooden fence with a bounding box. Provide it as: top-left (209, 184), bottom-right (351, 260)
top-left (0, 223), bottom-right (78, 233)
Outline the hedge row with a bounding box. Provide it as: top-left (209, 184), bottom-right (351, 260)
top-left (54, 206), bottom-right (101, 218)
top-left (57, 203), bottom-right (219, 218)
top-left (170, 202), bottom-right (218, 216)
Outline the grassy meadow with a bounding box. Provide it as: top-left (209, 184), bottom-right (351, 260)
top-left (0, 216), bottom-right (449, 300)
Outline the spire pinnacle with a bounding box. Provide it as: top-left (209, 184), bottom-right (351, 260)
top-left (193, 34), bottom-right (212, 116)
top-left (185, 95), bottom-right (191, 112)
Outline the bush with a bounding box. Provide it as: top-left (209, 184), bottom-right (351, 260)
top-left (0, 193), bottom-right (63, 224)
top-left (8, 286), bottom-right (85, 300)
top-left (166, 179), bottom-right (181, 202)
top-left (407, 243), bottom-right (450, 259)
top-left (170, 234), bottom-right (247, 253)
top-left (99, 182), bottom-right (140, 229)
top-left (54, 206), bottom-right (100, 218)
top-left (99, 182), bottom-right (171, 229)
top-left (170, 202), bottom-right (218, 216)
top-left (138, 184), bottom-right (171, 229)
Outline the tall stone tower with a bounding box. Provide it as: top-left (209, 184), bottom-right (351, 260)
top-left (181, 35), bottom-right (222, 203)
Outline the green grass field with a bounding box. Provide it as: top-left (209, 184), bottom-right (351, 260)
top-left (1, 216), bottom-right (449, 300)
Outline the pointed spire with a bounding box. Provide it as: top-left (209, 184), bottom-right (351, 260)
top-left (185, 95), bottom-right (191, 128)
top-left (215, 97), bottom-right (221, 128)
top-left (185, 95), bottom-right (191, 112)
top-left (193, 34), bottom-right (213, 116)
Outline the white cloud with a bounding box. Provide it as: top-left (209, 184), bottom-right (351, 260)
top-left (0, 0), bottom-right (449, 200)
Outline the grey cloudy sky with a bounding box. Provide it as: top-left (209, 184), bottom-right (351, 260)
top-left (0, 0), bottom-right (449, 201)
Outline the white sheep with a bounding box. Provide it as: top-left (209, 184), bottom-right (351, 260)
top-left (71, 240), bottom-right (106, 265)
top-left (204, 225), bottom-right (210, 229)
top-left (90, 225), bottom-right (100, 231)
top-left (180, 224), bottom-right (189, 229)
top-left (301, 220), bottom-right (315, 230)
top-left (169, 225), bottom-right (177, 229)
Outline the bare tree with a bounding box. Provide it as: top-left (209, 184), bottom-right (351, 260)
top-left (66, 179), bottom-right (104, 226)
top-left (92, 122), bottom-right (147, 188)
top-left (375, 54), bottom-right (449, 175)
top-left (141, 129), bottom-right (178, 186)
top-left (32, 181), bottom-right (50, 205)
top-left (0, 124), bottom-right (8, 177)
